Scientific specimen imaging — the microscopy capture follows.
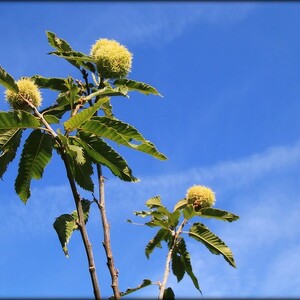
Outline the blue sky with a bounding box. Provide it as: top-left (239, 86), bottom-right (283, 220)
top-left (1, 2), bottom-right (300, 298)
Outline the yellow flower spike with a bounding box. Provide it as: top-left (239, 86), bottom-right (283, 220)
top-left (5, 78), bottom-right (42, 111)
top-left (90, 38), bottom-right (132, 79)
top-left (186, 185), bottom-right (216, 210)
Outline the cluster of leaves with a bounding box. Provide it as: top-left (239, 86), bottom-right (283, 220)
top-left (0, 31), bottom-right (166, 255)
top-left (0, 31), bottom-right (240, 299)
top-left (129, 196), bottom-right (239, 297)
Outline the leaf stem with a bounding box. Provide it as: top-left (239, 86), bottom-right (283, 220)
top-left (158, 218), bottom-right (187, 300)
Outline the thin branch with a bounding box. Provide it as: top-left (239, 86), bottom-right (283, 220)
top-left (96, 164), bottom-right (121, 300)
top-left (158, 219), bottom-right (187, 300)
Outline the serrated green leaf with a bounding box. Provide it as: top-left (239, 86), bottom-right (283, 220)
top-left (0, 128), bottom-right (22, 178)
top-left (48, 50), bottom-right (96, 73)
top-left (197, 208), bottom-right (239, 222)
top-left (174, 198), bottom-right (188, 212)
top-left (146, 196), bottom-right (163, 209)
top-left (0, 111), bottom-right (40, 129)
top-left (75, 134), bottom-right (137, 182)
top-left (15, 130), bottom-right (53, 203)
top-left (81, 117), bottom-right (167, 160)
top-left (145, 218), bottom-right (169, 229)
top-left (172, 252), bottom-right (185, 282)
top-left (114, 78), bottom-right (161, 96)
top-left (64, 97), bottom-right (109, 132)
top-left (31, 75), bottom-right (68, 92)
top-left (177, 238), bottom-right (201, 293)
top-left (119, 279), bottom-right (152, 298)
top-left (68, 144), bottom-right (85, 165)
top-left (189, 222), bottom-right (236, 268)
top-left (145, 228), bottom-right (169, 258)
top-left (53, 199), bottom-right (91, 257)
top-left (0, 66), bottom-right (19, 93)
top-left (46, 31), bottom-right (72, 52)
top-left (163, 287), bottom-right (175, 300)
top-left (73, 157), bottom-right (94, 192)
top-left (53, 214), bottom-right (77, 257)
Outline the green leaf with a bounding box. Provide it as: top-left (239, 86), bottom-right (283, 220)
top-left (189, 222), bottom-right (236, 268)
top-left (73, 157), bottom-right (94, 192)
top-left (119, 279), bottom-right (152, 297)
top-left (81, 117), bottom-right (167, 160)
top-left (65, 77), bottom-right (80, 109)
top-left (31, 75), bottom-right (68, 92)
top-left (145, 196), bottom-right (163, 209)
top-left (15, 130), bottom-right (53, 203)
top-left (64, 97), bottom-right (109, 132)
top-left (101, 99), bottom-right (113, 118)
top-left (46, 32), bottom-right (95, 72)
top-left (71, 199), bottom-right (92, 224)
top-left (46, 31), bottom-right (72, 52)
top-left (145, 228), bottom-right (169, 258)
top-left (0, 128), bottom-right (22, 179)
top-left (75, 134), bottom-right (137, 182)
top-left (0, 111), bottom-right (40, 129)
top-left (53, 214), bottom-right (77, 257)
top-left (68, 144), bottom-right (86, 165)
top-left (145, 218), bottom-right (169, 229)
top-left (0, 66), bottom-right (19, 92)
top-left (40, 93), bottom-right (75, 119)
top-left (169, 210), bottom-right (180, 228)
top-left (177, 238), bottom-right (201, 293)
top-left (48, 50), bottom-right (96, 73)
top-left (85, 86), bottom-right (127, 102)
top-left (43, 115), bottom-right (60, 124)
top-left (163, 287), bottom-right (175, 300)
top-left (172, 251), bottom-right (185, 282)
top-left (53, 200), bottom-right (91, 257)
top-left (114, 79), bottom-right (161, 96)
top-left (197, 208), bottom-right (240, 222)
top-left (134, 210), bottom-right (152, 218)
top-left (63, 139), bottom-right (94, 191)
top-left (173, 198), bottom-right (188, 212)
top-left (182, 204), bottom-right (196, 220)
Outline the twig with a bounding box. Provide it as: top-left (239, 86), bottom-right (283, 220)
top-left (96, 164), bottom-right (121, 300)
top-left (158, 219), bottom-right (187, 300)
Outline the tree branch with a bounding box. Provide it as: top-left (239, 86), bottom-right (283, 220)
top-left (96, 164), bottom-right (121, 300)
top-left (158, 219), bottom-right (187, 300)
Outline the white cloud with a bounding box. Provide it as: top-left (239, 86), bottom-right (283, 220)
top-left (87, 3), bottom-right (259, 46)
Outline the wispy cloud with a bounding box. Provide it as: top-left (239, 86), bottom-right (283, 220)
top-left (87, 3), bottom-right (259, 46)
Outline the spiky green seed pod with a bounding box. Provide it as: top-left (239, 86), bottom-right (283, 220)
top-left (186, 185), bottom-right (216, 210)
top-left (5, 78), bottom-right (42, 111)
top-left (90, 39), bottom-right (132, 79)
